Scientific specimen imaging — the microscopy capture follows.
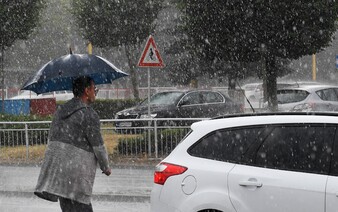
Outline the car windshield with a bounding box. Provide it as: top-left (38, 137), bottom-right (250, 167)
top-left (140, 92), bottom-right (184, 105)
top-left (277, 90), bottom-right (309, 104)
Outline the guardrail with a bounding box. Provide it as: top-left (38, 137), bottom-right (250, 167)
top-left (0, 118), bottom-right (208, 161)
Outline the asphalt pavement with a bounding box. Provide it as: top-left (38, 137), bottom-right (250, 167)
top-left (0, 165), bottom-right (154, 211)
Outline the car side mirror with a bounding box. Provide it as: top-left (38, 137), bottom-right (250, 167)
top-left (178, 101), bottom-right (186, 107)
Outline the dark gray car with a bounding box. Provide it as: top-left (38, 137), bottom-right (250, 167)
top-left (115, 90), bottom-right (243, 128)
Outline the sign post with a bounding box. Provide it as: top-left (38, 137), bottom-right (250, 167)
top-left (137, 35), bottom-right (164, 157)
top-left (312, 54), bottom-right (316, 81)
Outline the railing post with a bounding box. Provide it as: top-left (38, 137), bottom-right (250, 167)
top-left (25, 123), bottom-right (29, 161)
top-left (154, 120), bottom-right (158, 158)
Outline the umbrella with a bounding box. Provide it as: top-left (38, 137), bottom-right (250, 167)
top-left (22, 53), bottom-right (128, 94)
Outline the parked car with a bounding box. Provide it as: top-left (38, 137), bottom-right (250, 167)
top-left (242, 82), bottom-right (303, 108)
top-left (242, 83), bottom-right (264, 103)
top-left (275, 84), bottom-right (338, 112)
top-left (151, 113), bottom-right (338, 212)
top-left (115, 90), bottom-right (243, 128)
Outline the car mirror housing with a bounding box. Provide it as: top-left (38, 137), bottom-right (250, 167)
top-left (178, 100), bottom-right (188, 107)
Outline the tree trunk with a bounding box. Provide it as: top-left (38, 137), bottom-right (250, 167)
top-left (125, 45), bottom-right (139, 99)
top-left (228, 72), bottom-right (236, 98)
top-left (265, 55), bottom-right (278, 111)
top-left (261, 56), bottom-right (267, 103)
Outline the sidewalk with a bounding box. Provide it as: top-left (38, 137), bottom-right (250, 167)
top-left (0, 165), bottom-right (154, 202)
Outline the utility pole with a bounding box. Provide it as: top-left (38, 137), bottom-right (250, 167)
top-left (312, 54), bottom-right (316, 81)
top-left (87, 41), bottom-right (92, 54)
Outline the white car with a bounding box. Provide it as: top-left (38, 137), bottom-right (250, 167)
top-left (242, 83), bottom-right (264, 108)
top-left (242, 82), bottom-right (300, 109)
top-left (276, 84), bottom-right (338, 112)
top-left (151, 113), bottom-right (338, 212)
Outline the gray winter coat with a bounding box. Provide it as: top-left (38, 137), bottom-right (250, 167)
top-left (34, 98), bottom-right (110, 204)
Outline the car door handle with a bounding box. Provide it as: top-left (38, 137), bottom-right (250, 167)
top-left (239, 180), bottom-right (263, 187)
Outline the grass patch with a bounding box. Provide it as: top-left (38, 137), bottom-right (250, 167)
top-left (0, 145), bottom-right (46, 163)
top-left (0, 132), bottom-right (141, 164)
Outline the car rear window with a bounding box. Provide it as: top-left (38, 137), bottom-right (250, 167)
top-left (188, 126), bottom-right (266, 163)
top-left (316, 88), bottom-right (338, 101)
top-left (277, 90), bottom-right (309, 104)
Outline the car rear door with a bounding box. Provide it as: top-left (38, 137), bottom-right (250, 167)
top-left (199, 91), bottom-right (232, 117)
top-left (228, 124), bottom-right (335, 212)
top-left (326, 177), bottom-right (338, 211)
top-left (325, 128), bottom-right (338, 211)
top-left (315, 88), bottom-right (338, 111)
top-left (229, 165), bottom-right (328, 212)
top-left (179, 91), bottom-right (235, 118)
top-left (178, 91), bottom-right (205, 118)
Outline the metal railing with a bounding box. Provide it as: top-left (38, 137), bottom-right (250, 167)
top-left (0, 118), bottom-right (208, 161)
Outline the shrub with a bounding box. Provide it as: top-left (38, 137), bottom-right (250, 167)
top-left (91, 99), bottom-right (139, 119)
top-left (58, 99), bottom-right (140, 119)
top-left (116, 128), bottom-right (189, 157)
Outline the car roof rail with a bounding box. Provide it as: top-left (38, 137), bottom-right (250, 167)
top-left (212, 112), bottom-right (338, 120)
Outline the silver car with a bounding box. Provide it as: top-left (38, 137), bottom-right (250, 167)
top-left (276, 84), bottom-right (338, 112)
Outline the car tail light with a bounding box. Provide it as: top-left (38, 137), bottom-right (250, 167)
top-left (240, 104), bottom-right (245, 113)
top-left (292, 103), bottom-right (314, 112)
top-left (154, 162), bottom-right (187, 185)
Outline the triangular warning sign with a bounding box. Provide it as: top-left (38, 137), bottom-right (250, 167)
top-left (138, 35), bottom-right (164, 68)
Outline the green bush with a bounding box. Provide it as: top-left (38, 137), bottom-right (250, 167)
top-left (116, 128), bottom-right (189, 156)
top-left (0, 114), bottom-right (52, 122)
top-left (116, 134), bottom-right (145, 156)
top-left (91, 99), bottom-right (139, 119)
top-left (0, 130), bottom-right (49, 146)
top-left (0, 114), bottom-right (51, 146)
top-left (58, 99), bottom-right (140, 119)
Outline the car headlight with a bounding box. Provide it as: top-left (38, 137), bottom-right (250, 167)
top-left (140, 113), bottom-right (157, 119)
top-left (291, 103), bottom-right (313, 112)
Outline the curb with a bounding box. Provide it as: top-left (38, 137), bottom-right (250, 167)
top-left (0, 163), bottom-right (156, 170)
top-left (0, 190), bottom-right (150, 203)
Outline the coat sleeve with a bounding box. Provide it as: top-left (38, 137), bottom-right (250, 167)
top-left (85, 108), bottom-right (110, 172)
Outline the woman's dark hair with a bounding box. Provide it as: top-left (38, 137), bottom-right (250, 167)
top-left (72, 76), bottom-right (93, 97)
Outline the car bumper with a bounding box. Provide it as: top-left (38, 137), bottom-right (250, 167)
top-left (115, 119), bottom-right (149, 127)
top-left (150, 184), bottom-right (181, 212)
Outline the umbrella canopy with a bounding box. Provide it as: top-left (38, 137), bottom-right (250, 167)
top-left (22, 54), bottom-right (128, 94)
